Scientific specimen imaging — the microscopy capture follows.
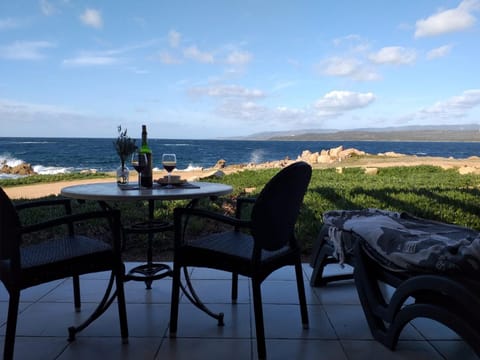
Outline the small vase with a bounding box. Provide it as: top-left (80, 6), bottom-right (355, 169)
top-left (116, 164), bottom-right (130, 185)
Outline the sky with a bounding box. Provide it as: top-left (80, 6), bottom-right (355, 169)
top-left (0, 0), bottom-right (479, 139)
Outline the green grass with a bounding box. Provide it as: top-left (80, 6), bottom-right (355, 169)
top-left (208, 165), bottom-right (480, 254)
top-left (9, 165), bottom-right (480, 260)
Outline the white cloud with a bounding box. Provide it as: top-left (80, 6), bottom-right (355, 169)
top-left (332, 34), bottom-right (370, 53)
top-left (0, 18), bottom-right (22, 30)
top-left (183, 45), bottom-right (214, 63)
top-left (215, 100), bottom-right (268, 121)
top-left (0, 98), bottom-right (86, 129)
top-left (418, 89), bottom-right (480, 118)
top-left (225, 50), bottom-right (252, 65)
top-left (80, 8), bottom-right (103, 29)
top-left (168, 30), bottom-right (181, 48)
top-left (319, 56), bottom-right (379, 81)
top-left (161, 32), bottom-right (251, 68)
top-left (415, 0), bottom-right (480, 37)
top-left (63, 40), bottom-right (158, 67)
top-left (274, 106), bottom-right (307, 121)
top-left (157, 51), bottom-right (182, 64)
top-left (318, 36), bottom-right (380, 81)
top-left (62, 55), bottom-right (117, 66)
top-left (0, 40), bottom-right (55, 60)
top-left (427, 44), bottom-right (453, 59)
top-left (0, 97), bottom-right (115, 137)
top-left (369, 46), bottom-right (417, 65)
top-left (0, 98), bottom-right (70, 116)
top-left (314, 91), bottom-right (375, 113)
top-left (322, 57), bottom-right (360, 76)
top-left (188, 84), bottom-right (265, 99)
top-left (214, 100), bottom-right (316, 127)
top-left (332, 34), bottom-right (363, 47)
top-left (213, 90), bottom-right (376, 125)
top-left (40, 0), bottom-right (56, 16)
top-left (190, 85), bottom-right (375, 128)
top-left (271, 81), bottom-right (296, 92)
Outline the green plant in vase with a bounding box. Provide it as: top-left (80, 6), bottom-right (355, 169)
top-left (113, 126), bottom-right (137, 184)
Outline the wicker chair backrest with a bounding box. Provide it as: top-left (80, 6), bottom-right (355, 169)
top-left (250, 161), bottom-right (311, 251)
top-left (0, 187), bottom-right (21, 263)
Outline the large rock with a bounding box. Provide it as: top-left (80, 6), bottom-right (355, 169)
top-left (214, 159), bottom-right (226, 169)
top-left (329, 145), bottom-right (344, 158)
top-left (298, 150), bottom-right (322, 164)
top-left (338, 148), bottom-right (366, 159)
top-left (307, 152), bottom-right (320, 163)
top-left (298, 150), bottom-right (312, 160)
top-left (317, 154), bottom-right (334, 163)
top-left (0, 162), bottom-right (36, 175)
top-left (1, 164), bottom-right (10, 173)
top-left (364, 167), bottom-right (378, 175)
top-left (297, 146), bottom-right (366, 164)
top-left (11, 163), bottom-right (35, 175)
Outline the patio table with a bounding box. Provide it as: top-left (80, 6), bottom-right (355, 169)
top-left (61, 181), bottom-right (233, 322)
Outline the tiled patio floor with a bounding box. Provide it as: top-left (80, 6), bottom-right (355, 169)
top-left (0, 262), bottom-right (477, 359)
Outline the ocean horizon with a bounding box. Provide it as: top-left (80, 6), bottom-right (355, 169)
top-left (1, 137), bottom-right (480, 179)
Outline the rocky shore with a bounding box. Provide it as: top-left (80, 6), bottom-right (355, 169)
top-left (213, 145), bottom-right (480, 175)
top-left (4, 145), bottom-right (480, 199)
top-left (0, 162), bottom-right (35, 176)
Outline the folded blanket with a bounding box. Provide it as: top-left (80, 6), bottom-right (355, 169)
top-left (323, 209), bottom-right (480, 276)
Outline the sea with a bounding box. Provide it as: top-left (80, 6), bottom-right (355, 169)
top-left (1, 137), bottom-right (480, 179)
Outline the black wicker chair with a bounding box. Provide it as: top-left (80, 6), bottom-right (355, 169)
top-left (169, 161), bottom-right (312, 359)
top-left (0, 187), bottom-right (128, 360)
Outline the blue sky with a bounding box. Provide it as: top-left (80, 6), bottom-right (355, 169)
top-left (0, 0), bottom-right (479, 139)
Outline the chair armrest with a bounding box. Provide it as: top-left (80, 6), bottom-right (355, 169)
top-left (20, 209), bottom-right (122, 241)
top-left (236, 197), bottom-right (256, 220)
top-left (15, 197), bottom-right (72, 212)
top-left (237, 197), bottom-right (256, 206)
top-left (174, 207), bottom-right (251, 228)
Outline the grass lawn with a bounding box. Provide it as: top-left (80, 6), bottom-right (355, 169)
top-left (8, 165), bottom-right (480, 261)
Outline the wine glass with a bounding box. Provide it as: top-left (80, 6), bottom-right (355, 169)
top-left (162, 153), bottom-right (177, 187)
top-left (131, 150), bottom-right (147, 186)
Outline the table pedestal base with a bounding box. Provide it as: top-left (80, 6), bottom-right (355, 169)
top-left (180, 267), bottom-right (224, 326)
top-left (122, 200), bottom-right (174, 289)
top-left (124, 263), bottom-right (172, 289)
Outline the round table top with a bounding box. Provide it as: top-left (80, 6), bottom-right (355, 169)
top-left (60, 181), bottom-right (233, 201)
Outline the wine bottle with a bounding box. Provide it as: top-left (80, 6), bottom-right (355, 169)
top-left (140, 125), bottom-right (153, 187)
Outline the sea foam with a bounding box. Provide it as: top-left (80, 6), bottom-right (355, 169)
top-left (0, 153), bottom-right (24, 168)
top-left (32, 165), bottom-right (73, 175)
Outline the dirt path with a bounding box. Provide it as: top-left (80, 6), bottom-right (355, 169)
top-left (3, 168), bottom-right (236, 200)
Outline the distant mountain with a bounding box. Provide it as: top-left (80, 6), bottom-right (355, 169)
top-left (226, 129), bottom-right (336, 140)
top-left (238, 124), bottom-right (480, 142)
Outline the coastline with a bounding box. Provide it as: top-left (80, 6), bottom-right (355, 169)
top-left (3, 168), bottom-right (236, 200)
top-left (4, 154), bottom-right (480, 200)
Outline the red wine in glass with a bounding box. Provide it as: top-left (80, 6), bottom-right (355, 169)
top-left (162, 153), bottom-right (177, 187)
top-left (132, 163), bottom-right (145, 173)
top-left (163, 163), bottom-right (176, 172)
